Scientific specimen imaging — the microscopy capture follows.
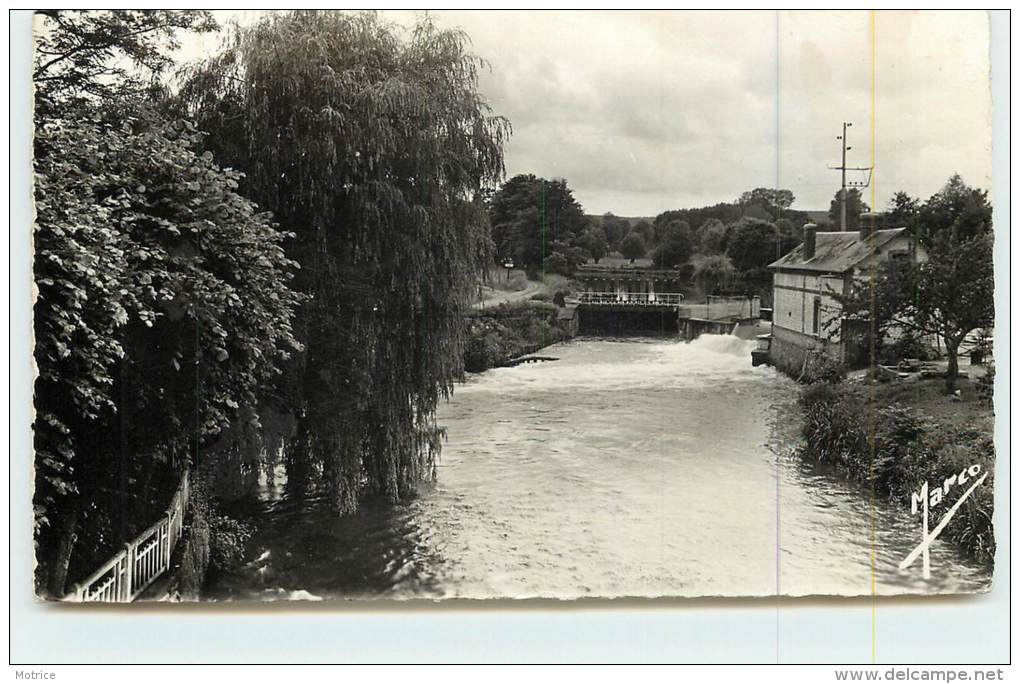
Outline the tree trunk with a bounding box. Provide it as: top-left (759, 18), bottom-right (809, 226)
top-left (45, 501), bottom-right (79, 598)
top-left (945, 340), bottom-right (960, 393)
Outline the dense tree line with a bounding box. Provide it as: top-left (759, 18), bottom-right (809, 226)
top-left (640, 189), bottom-right (806, 300)
top-left (32, 10), bottom-right (508, 596)
top-left (487, 179), bottom-right (811, 299)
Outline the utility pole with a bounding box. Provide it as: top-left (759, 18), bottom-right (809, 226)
top-left (829, 122), bottom-right (873, 231)
top-left (839, 122), bottom-right (849, 231)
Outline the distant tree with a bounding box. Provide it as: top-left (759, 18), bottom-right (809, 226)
top-left (580, 226), bottom-right (609, 263)
top-left (886, 191), bottom-right (920, 231)
top-left (489, 175), bottom-right (587, 272)
top-left (543, 252), bottom-right (573, 276)
top-left (828, 188), bottom-right (871, 232)
top-left (632, 219), bottom-right (654, 245)
top-left (649, 219), bottom-right (694, 268)
top-left (652, 241), bottom-right (689, 269)
top-left (738, 187), bottom-right (795, 221)
top-left (834, 176), bottom-right (994, 392)
top-left (725, 217), bottom-right (787, 273)
top-left (619, 231), bottom-right (647, 264)
top-left (656, 218), bottom-right (691, 245)
top-left (917, 173), bottom-right (992, 245)
top-left (696, 218), bottom-right (727, 254)
top-left (652, 197), bottom-right (811, 248)
top-left (693, 254), bottom-right (737, 295)
top-left (600, 213), bottom-right (630, 247)
top-left (547, 240), bottom-right (590, 275)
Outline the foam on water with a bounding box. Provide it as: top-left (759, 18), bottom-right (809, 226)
top-left (458, 334), bottom-right (765, 394)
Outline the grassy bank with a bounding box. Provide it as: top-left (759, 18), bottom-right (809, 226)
top-left (798, 375), bottom-right (995, 565)
top-left (464, 301), bottom-right (574, 373)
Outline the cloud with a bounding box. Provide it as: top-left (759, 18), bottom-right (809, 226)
top-left (426, 10), bottom-right (991, 216)
top-left (185, 10), bottom-right (992, 217)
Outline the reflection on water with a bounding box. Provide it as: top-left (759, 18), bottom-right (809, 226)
top-left (206, 336), bottom-right (992, 601)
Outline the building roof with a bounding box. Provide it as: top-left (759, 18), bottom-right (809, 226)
top-left (768, 228), bottom-right (907, 274)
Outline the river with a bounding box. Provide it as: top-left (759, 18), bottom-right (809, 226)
top-left (206, 336), bottom-right (992, 601)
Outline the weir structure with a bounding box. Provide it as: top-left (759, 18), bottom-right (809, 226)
top-left (573, 265), bottom-right (760, 338)
top-left (574, 265), bottom-right (686, 335)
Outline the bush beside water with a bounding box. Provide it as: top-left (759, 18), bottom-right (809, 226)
top-left (799, 381), bottom-right (995, 565)
top-left (166, 477), bottom-right (255, 598)
top-left (464, 301), bottom-right (574, 373)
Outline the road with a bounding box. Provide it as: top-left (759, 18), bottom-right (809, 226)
top-left (474, 281), bottom-right (544, 310)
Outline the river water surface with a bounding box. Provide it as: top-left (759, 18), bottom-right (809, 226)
top-left (207, 336), bottom-right (991, 601)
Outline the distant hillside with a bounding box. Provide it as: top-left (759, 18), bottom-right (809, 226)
top-left (802, 209), bottom-right (831, 225)
top-left (585, 214), bottom-right (655, 226)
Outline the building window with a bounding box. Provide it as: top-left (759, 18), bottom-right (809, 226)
top-left (812, 297), bottom-right (822, 336)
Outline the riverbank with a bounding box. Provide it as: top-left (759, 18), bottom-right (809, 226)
top-left (464, 300), bottom-right (575, 373)
top-left (798, 374), bottom-right (995, 566)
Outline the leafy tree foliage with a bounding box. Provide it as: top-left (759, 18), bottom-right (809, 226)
top-left (828, 188), bottom-right (871, 231)
top-left (655, 218), bottom-right (690, 245)
top-left (722, 217), bottom-right (799, 303)
top-left (182, 11), bottom-right (509, 512)
top-left (917, 173), bottom-right (992, 245)
top-left (696, 218), bottom-right (727, 254)
top-left (653, 190), bottom-right (809, 258)
top-left (724, 217), bottom-right (794, 273)
top-left (619, 231), bottom-right (647, 263)
top-left (652, 220), bottom-right (694, 269)
top-left (34, 10), bottom-right (216, 108)
top-left (737, 187), bottom-right (794, 221)
top-left (33, 101), bottom-right (302, 594)
top-left (488, 174), bottom-right (587, 274)
top-left (631, 219), bottom-right (654, 245)
top-left (886, 191), bottom-right (920, 232)
top-left (693, 254), bottom-right (737, 296)
top-left (600, 213), bottom-right (631, 248)
top-left (579, 226), bottom-right (608, 263)
top-left (31, 10), bottom-right (305, 597)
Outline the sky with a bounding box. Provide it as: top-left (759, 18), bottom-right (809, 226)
top-left (179, 10), bottom-right (992, 217)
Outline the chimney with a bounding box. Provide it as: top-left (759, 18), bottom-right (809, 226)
top-left (859, 212), bottom-right (881, 241)
top-left (803, 223), bottom-right (817, 260)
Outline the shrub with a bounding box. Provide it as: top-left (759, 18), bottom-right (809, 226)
top-left (877, 334), bottom-right (940, 365)
top-left (208, 513), bottom-right (255, 572)
top-left (801, 353), bottom-right (847, 384)
top-left (977, 363), bottom-right (995, 407)
top-left (543, 252), bottom-right (574, 276)
top-left (506, 272), bottom-right (530, 292)
top-left (798, 381), bottom-right (995, 564)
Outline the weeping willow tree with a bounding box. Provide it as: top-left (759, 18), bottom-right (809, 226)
top-left (180, 11), bottom-right (509, 511)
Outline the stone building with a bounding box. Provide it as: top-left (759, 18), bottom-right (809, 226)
top-left (766, 216), bottom-right (926, 376)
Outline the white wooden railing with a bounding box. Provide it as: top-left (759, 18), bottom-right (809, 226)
top-left (67, 470), bottom-right (190, 602)
top-left (577, 292), bottom-right (685, 306)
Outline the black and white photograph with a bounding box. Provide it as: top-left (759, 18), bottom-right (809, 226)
top-left (27, 8), bottom-right (999, 612)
